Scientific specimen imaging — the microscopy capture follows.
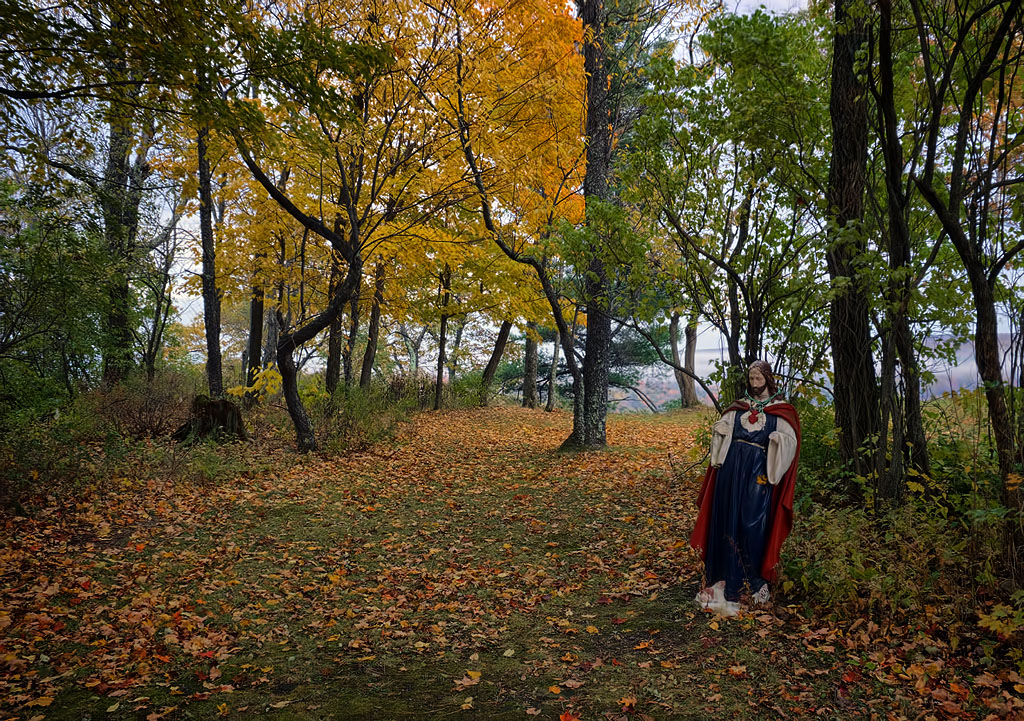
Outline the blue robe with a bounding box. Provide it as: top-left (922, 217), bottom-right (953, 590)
top-left (704, 411), bottom-right (776, 601)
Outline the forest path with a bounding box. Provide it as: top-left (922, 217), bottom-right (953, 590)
top-left (2, 407), bottom-right (1011, 719)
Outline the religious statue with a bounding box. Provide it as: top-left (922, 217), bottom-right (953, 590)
top-left (689, 360), bottom-right (801, 615)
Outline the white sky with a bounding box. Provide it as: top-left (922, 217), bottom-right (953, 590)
top-left (732, 0), bottom-right (808, 14)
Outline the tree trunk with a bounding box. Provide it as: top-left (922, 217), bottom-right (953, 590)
top-left (263, 307), bottom-right (279, 367)
top-left (243, 266), bottom-right (264, 409)
top-left (546, 329), bottom-right (560, 412)
top-left (99, 109), bottom-right (147, 385)
top-left (578, 0), bottom-right (612, 449)
top-left (277, 329), bottom-right (316, 451)
top-left (481, 320), bottom-right (513, 404)
top-left (276, 252), bottom-right (363, 451)
top-left (826, 0), bottom-right (878, 484)
top-left (447, 316), bottom-right (465, 382)
top-left (343, 294), bottom-right (360, 388)
top-left (360, 261), bottom-right (386, 389)
top-left (434, 314), bottom-right (448, 411)
top-left (325, 260), bottom-right (344, 396)
top-left (684, 316), bottom-right (699, 406)
top-left (876, 0), bottom-right (929, 495)
top-left (670, 313), bottom-right (685, 402)
top-left (523, 321), bottom-right (539, 408)
top-left (434, 265), bottom-right (451, 411)
top-left (671, 312), bottom-right (699, 407)
top-left (197, 123), bottom-right (223, 398)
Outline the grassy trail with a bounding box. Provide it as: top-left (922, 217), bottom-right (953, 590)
top-left (1, 408), bottom-right (1018, 720)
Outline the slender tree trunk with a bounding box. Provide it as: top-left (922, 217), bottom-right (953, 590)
top-left (263, 308), bottom-right (278, 367)
top-left (670, 312), bottom-right (699, 407)
top-left (343, 295), bottom-right (360, 388)
top-left (276, 254), bottom-right (363, 451)
top-left (434, 265), bottom-right (451, 411)
top-left (99, 111), bottom-right (147, 384)
top-left (578, 0), bottom-right (613, 449)
top-left (684, 316), bottom-right (699, 406)
top-left (546, 329), bottom-right (560, 412)
top-left (447, 316), bottom-right (465, 382)
top-left (481, 320), bottom-right (513, 404)
top-left (325, 260), bottom-right (343, 396)
top-left (826, 0), bottom-right (878, 483)
top-left (874, 332), bottom-right (904, 506)
top-left (360, 262), bottom-right (386, 389)
top-left (434, 314), bottom-right (448, 410)
top-left (876, 0), bottom-right (929, 492)
top-left (197, 124), bottom-right (223, 398)
top-left (523, 321), bottom-right (539, 408)
top-left (243, 265), bottom-right (264, 409)
top-left (277, 327), bottom-right (316, 450)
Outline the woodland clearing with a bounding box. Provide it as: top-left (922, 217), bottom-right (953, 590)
top-left (1, 407), bottom-right (1022, 720)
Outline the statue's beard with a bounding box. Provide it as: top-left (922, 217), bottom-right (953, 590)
top-left (749, 382), bottom-right (767, 397)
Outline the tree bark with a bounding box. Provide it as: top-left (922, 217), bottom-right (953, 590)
top-left (826, 0), bottom-right (878, 483)
top-left (875, 0), bottom-right (929, 497)
top-left (578, 0), bottom-right (613, 449)
top-left (546, 329), bottom-right (560, 412)
top-left (99, 109), bottom-right (148, 385)
top-left (243, 261), bottom-right (264, 409)
top-left (683, 316), bottom-right (699, 406)
top-left (447, 316), bottom-right (465, 382)
top-left (481, 320), bottom-right (513, 404)
top-left (360, 262), bottom-right (386, 389)
top-left (343, 294), bottom-right (360, 388)
top-left (325, 259), bottom-right (344, 396)
top-left (263, 307), bottom-right (279, 368)
top-left (523, 321), bottom-right (539, 408)
top-left (434, 265), bottom-right (451, 411)
top-left (197, 123), bottom-right (223, 398)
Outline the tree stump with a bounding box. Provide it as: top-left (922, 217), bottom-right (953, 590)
top-left (171, 396), bottom-right (248, 442)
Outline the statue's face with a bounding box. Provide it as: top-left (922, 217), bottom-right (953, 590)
top-left (748, 367), bottom-right (766, 389)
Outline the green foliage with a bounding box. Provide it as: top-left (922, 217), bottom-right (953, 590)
top-left (309, 374), bottom-right (453, 454)
top-left (0, 370), bottom-right (210, 504)
top-left (789, 399), bottom-right (843, 504)
top-left (783, 504), bottom-right (971, 620)
top-left (0, 178), bottom-right (108, 423)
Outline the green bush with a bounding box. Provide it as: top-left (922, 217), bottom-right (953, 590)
top-left (310, 376), bottom-right (428, 454)
top-left (782, 502), bottom-right (971, 621)
top-left (0, 370), bottom-right (252, 506)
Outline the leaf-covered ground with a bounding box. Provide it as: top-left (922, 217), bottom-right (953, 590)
top-left (2, 407), bottom-right (1022, 720)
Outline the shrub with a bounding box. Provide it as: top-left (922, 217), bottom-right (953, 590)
top-left (310, 376), bottom-right (428, 454)
top-left (74, 370), bottom-right (195, 439)
top-left (781, 502), bottom-right (972, 622)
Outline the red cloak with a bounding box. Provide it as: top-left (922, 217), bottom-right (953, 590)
top-left (688, 400), bottom-right (801, 583)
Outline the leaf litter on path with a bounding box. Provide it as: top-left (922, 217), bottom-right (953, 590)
top-left (1, 407), bottom-right (1021, 719)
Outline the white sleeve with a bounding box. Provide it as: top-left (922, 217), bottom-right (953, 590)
top-left (710, 411), bottom-right (735, 467)
top-left (766, 417), bottom-right (797, 485)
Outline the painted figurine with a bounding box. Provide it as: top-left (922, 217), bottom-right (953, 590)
top-left (689, 360), bottom-right (801, 615)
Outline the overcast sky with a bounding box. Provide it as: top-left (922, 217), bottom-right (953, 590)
top-left (731, 0), bottom-right (807, 15)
